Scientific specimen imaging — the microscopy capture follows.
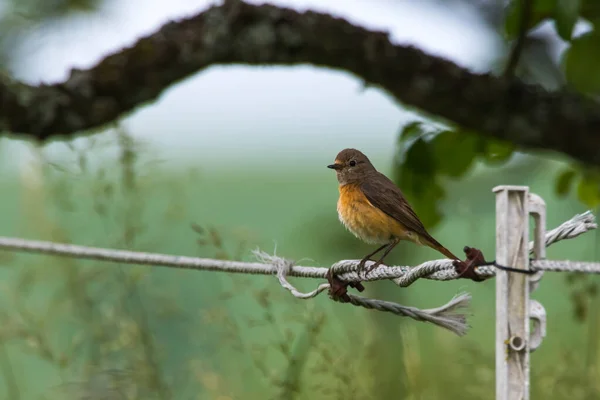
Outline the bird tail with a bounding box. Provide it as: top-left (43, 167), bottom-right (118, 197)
top-left (436, 244), bottom-right (460, 261)
top-left (425, 237), bottom-right (460, 260)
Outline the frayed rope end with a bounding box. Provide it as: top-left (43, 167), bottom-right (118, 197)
top-left (422, 292), bottom-right (472, 337)
top-left (252, 249), bottom-right (294, 274)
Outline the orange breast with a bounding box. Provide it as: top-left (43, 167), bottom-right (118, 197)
top-left (337, 183), bottom-right (412, 245)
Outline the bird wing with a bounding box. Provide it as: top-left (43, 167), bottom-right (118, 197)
top-left (360, 173), bottom-right (436, 243)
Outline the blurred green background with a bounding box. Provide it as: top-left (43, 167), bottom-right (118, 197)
top-left (1, 0), bottom-right (600, 399)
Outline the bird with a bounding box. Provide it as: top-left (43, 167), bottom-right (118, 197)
top-left (327, 148), bottom-right (458, 273)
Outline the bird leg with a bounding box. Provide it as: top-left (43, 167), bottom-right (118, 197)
top-left (364, 239), bottom-right (401, 274)
top-left (357, 243), bottom-right (389, 270)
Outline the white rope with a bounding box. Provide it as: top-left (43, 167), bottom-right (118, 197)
top-left (0, 211), bottom-right (592, 282)
top-left (0, 237), bottom-right (327, 278)
top-left (256, 250), bottom-right (472, 336)
top-left (266, 251), bottom-right (330, 299)
top-left (0, 211), bottom-right (595, 336)
top-left (532, 259), bottom-right (600, 273)
top-left (331, 259), bottom-right (495, 286)
top-left (534, 210), bottom-right (596, 251)
top-left (330, 210), bottom-right (598, 285)
top-left (335, 292), bottom-right (472, 337)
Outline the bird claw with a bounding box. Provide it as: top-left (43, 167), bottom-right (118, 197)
top-left (365, 261), bottom-right (381, 275)
top-left (357, 258), bottom-right (368, 270)
top-left (357, 258), bottom-right (381, 276)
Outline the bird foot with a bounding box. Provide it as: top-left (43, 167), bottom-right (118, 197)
top-left (357, 258), bottom-right (369, 270)
top-left (357, 257), bottom-right (381, 275)
top-left (365, 260), bottom-right (382, 275)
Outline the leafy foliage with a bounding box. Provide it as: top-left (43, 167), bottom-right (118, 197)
top-left (504, 0), bottom-right (556, 39)
top-left (504, 0), bottom-right (588, 41)
top-left (554, 167), bottom-right (578, 196)
top-left (503, 0), bottom-right (600, 96)
top-left (505, 0), bottom-right (600, 206)
top-left (550, 164), bottom-right (600, 209)
top-left (393, 122), bottom-right (516, 228)
top-left (395, 120), bottom-right (600, 225)
top-left (393, 0), bottom-right (600, 227)
top-left (575, 171), bottom-right (600, 208)
top-left (563, 31), bottom-right (600, 95)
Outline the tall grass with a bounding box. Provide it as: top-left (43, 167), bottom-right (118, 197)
top-left (0, 132), bottom-right (598, 399)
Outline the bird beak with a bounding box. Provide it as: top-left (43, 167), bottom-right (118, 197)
top-left (327, 163), bottom-right (342, 170)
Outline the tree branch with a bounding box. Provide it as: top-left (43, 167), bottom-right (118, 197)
top-left (2, 0), bottom-right (600, 165)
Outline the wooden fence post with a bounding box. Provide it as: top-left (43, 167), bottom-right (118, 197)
top-left (494, 186), bottom-right (531, 400)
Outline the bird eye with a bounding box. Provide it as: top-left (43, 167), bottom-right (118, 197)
top-left (349, 160), bottom-right (357, 167)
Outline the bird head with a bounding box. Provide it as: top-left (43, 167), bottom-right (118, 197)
top-left (327, 148), bottom-right (376, 185)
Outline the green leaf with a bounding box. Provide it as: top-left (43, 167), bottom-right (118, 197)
top-left (395, 165), bottom-right (445, 229)
top-left (576, 174), bottom-right (600, 208)
top-left (410, 181), bottom-right (444, 228)
top-left (404, 137), bottom-right (435, 179)
top-left (555, 0), bottom-right (582, 41)
top-left (505, 0), bottom-right (555, 39)
top-left (431, 130), bottom-right (478, 178)
top-left (399, 121), bottom-right (425, 143)
top-left (554, 168), bottom-right (578, 196)
top-left (481, 139), bottom-right (516, 165)
top-left (581, 0), bottom-right (600, 27)
top-left (563, 32), bottom-right (600, 94)
top-left (395, 137), bottom-right (445, 228)
top-left (394, 128), bottom-right (446, 228)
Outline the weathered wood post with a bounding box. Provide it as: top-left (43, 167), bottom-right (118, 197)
top-left (494, 185), bottom-right (547, 400)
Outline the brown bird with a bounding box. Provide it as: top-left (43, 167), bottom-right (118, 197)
top-left (328, 148), bottom-right (458, 272)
